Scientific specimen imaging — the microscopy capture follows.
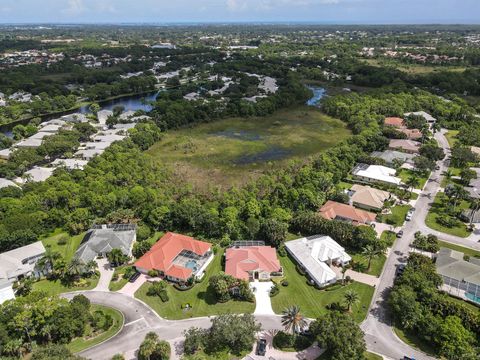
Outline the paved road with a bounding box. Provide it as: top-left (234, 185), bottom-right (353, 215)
top-left (361, 129), bottom-right (479, 359)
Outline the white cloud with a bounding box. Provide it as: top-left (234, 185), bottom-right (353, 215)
top-left (62, 0), bottom-right (86, 16)
top-left (226, 0), bottom-right (346, 12)
top-left (226, 0), bottom-right (248, 12)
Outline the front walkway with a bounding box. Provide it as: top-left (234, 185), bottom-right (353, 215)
top-left (332, 265), bottom-right (379, 287)
top-left (245, 330), bottom-right (323, 360)
top-left (250, 280), bottom-right (275, 315)
top-left (118, 273), bottom-right (149, 297)
top-left (93, 258), bottom-right (114, 291)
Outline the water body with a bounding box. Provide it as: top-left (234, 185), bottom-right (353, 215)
top-left (306, 86), bottom-right (327, 107)
top-left (234, 147), bottom-right (292, 165)
top-left (213, 129), bottom-right (263, 141)
top-left (0, 90), bottom-right (161, 136)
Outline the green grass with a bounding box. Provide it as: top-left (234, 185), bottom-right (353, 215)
top-left (182, 349), bottom-right (250, 360)
top-left (445, 130), bottom-right (459, 148)
top-left (447, 295), bottom-right (480, 313)
top-left (135, 250), bottom-right (255, 319)
top-left (41, 230), bottom-right (85, 262)
top-left (147, 106), bottom-right (351, 189)
top-left (364, 352), bottom-right (383, 360)
top-left (109, 265), bottom-right (131, 292)
top-left (381, 230), bottom-right (397, 247)
top-left (438, 240), bottom-right (480, 259)
top-left (378, 204), bottom-right (411, 227)
top-left (32, 277), bottom-right (99, 296)
top-left (393, 326), bottom-right (437, 357)
top-left (425, 193), bottom-right (471, 238)
top-left (270, 255), bottom-right (374, 323)
top-left (350, 253), bottom-right (387, 277)
top-left (363, 59), bottom-right (468, 75)
top-left (397, 169), bottom-right (429, 189)
top-left (67, 304), bottom-right (124, 353)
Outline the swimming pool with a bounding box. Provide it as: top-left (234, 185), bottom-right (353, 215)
top-left (185, 260), bottom-right (198, 272)
top-left (465, 292), bottom-right (480, 304)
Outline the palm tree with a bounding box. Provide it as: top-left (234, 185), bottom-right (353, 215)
top-left (344, 290), bottom-right (360, 313)
top-left (341, 265), bottom-right (349, 285)
top-left (362, 244), bottom-right (386, 272)
top-left (85, 260), bottom-right (98, 275)
top-left (431, 122), bottom-right (441, 135)
top-left (67, 257), bottom-right (85, 278)
top-left (405, 175), bottom-right (420, 193)
top-left (38, 248), bottom-right (60, 273)
top-left (448, 185), bottom-right (468, 211)
top-left (281, 305), bottom-right (307, 334)
top-left (107, 248), bottom-right (127, 267)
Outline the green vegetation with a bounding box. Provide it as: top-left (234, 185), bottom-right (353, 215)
top-left (445, 130), bottom-right (459, 148)
top-left (147, 106), bottom-right (351, 188)
top-left (425, 193), bottom-right (471, 237)
top-left (393, 327), bottom-right (437, 357)
top-left (397, 169), bottom-right (429, 189)
top-left (350, 252), bottom-right (386, 277)
top-left (270, 256), bottom-right (374, 323)
top-left (41, 230), bottom-right (85, 262)
top-left (364, 352), bottom-right (383, 360)
top-left (380, 230), bottom-right (397, 247)
top-left (32, 277), bottom-right (99, 296)
top-left (67, 304), bottom-right (124, 353)
top-left (109, 265), bottom-right (132, 292)
top-left (135, 250), bottom-right (255, 319)
top-left (378, 204), bottom-right (411, 227)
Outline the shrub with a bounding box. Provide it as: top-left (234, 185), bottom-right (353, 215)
top-left (112, 273), bottom-right (119, 281)
top-left (159, 289), bottom-right (169, 302)
top-left (281, 280), bottom-right (289, 287)
top-left (270, 283), bottom-right (280, 297)
top-left (278, 245), bottom-right (287, 257)
top-left (273, 331), bottom-right (295, 349)
top-left (123, 266), bottom-right (136, 279)
top-left (147, 281), bottom-right (167, 296)
top-left (148, 269), bottom-right (159, 277)
top-left (57, 235), bottom-right (68, 245)
top-left (296, 265), bottom-right (306, 275)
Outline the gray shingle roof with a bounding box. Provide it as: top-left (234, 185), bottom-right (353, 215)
top-left (436, 247), bottom-right (480, 286)
top-left (75, 225), bottom-right (136, 263)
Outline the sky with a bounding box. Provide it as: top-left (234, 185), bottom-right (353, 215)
top-left (0, 0), bottom-right (479, 24)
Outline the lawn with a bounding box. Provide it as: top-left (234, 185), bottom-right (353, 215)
top-left (270, 255), bottom-right (374, 323)
top-left (380, 230), bottom-right (397, 247)
top-left (447, 295), bottom-right (480, 313)
top-left (146, 106), bottom-right (351, 189)
top-left (378, 204), bottom-right (411, 227)
top-left (109, 265), bottom-right (131, 292)
top-left (67, 304), bottom-right (124, 353)
top-left (445, 130), bottom-right (459, 148)
top-left (438, 240), bottom-right (480, 259)
top-left (350, 252), bottom-right (387, 277)
top-left (135, 249), bottom-right (255, 319)
top-left (425, 193), bottom-right (471, 238)
top-left (397, 169), bottom-right (429, 189)
top-left (41, 229), bottom-right (86, 262)
top-left (183, 349), bottom-right (250, 360)
top-left (33, 276), bottom-right (99, 296)
top-left (393, 327), bottom-right (437, 357)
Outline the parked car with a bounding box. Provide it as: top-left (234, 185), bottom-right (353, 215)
top-left (396, 264), bottom-right (406, 277)
top-left (129, 272), bottom-right (141, 283)
top-left (405, 213), bottom-right (412, 221)
top-left (435, 165), bottom-right (440, 170)
top-left (403, 356), bottom-right (415, 360)
top-left (396, 230), bottom-right (404, 238)
top-left (256, 338), bottom-right (267, 356)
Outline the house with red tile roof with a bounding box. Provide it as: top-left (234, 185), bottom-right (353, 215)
top-left (384, 117), bottom-right (422, 140)
top-left (384, 117), bottom-right (404, 128)
top-left (135, 232), bottom-right (214, 283)
top-left (225, 245), bottom-right (282, 281)
top-left (388, 139), bottom-right (421, 154)
top-left (319, 200), bottom-right (377, 225)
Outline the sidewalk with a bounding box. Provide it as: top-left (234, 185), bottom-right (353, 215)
top-left (332, 265), bottom-right (379, 287)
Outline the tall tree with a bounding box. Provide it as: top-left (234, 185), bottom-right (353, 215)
top-left (281, 305), bottom-right (307, 334)
top-left (343, 290), bottom-right (360, 312)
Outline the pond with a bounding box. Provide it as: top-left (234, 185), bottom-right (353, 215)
top-left (234, 147), bottom-right (292, 165)
top-left (213, 129), bottom-right (263, 141)
top-left (306, 86), bottom-right (327, 107)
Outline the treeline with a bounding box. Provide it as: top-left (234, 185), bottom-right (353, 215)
top-left (389, 253), bottom-right (480, 360)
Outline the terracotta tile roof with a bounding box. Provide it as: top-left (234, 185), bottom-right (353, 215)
top-left (319, 200), bottom-right (377, 225)
top-left (384, 117), bottom-right (404, 128)
top-left (225, 246), bottom-right (281, 280)
top-left (134, 232), bottom-right (211, 281)
top-left (398, 128), bottom-right (422, 140)
top-left (388, 139), bottom-right (421, 153)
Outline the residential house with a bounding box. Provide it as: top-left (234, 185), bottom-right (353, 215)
top-left (285, 235), bottom-right (351, 288)
top-left (404, 111), bottom-right (437, 124)
top-left (0, 178), bottom-right (18, 189)
top-left (436, 247), bottom-right (480, 301)
top-left (370, 150), bottom-right (416, 167)
top-left (74, 148), bottom-right (104, 160)
top-left (0, 279), bottom-right (15, 304)
top-left (75, 224), bottom-right (136, 264)
top-left (352, 163), bottom-right (402, 186)
top-left (384, 117), bottom-right (405, 127)
top-left (28, 132), bottom-right (54, 140)
top-left (15, 137), bottom-right (43, 148)
top-left (319, 200), bottom-right (377, 225)
top-left (0, 148), bottom-right (12, 160)
top-left (135, 232), bottom-right (214, 283)
top-left (470, 146), bottom-right (480, 157)
top-left (39, 124), bottom-right (63, 133)
top-left (225, 243), bottom-right (282, 281)
top-left (465, 168), bottom-right (480, 199)
top-left (383, 117), bottom-right (422, 140)
top-left (388, 139), bottom-right (421, 154)
top-left (16, 166), bottom-right (54, 184)
top-left (97, 110), bottom-right (113, 125)
top-left (51, 158), bottom-right (89, 170)
top-left (348, 184), bottom-right (392, 212)
top-left (0, 241), bottom-right (47, 281)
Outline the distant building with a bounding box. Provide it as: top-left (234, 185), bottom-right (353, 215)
top-left (319, 200), bottom-right (377, 225)
top-left (0, 241), bottom-right (47, 281)
top-left (348, 184), bottom-right (392, 212)
top-left (388, 139), bottom-right (421, 154)
top-left (285, 235), bottom-right (351, 288)
top-left (97, 110), bottom-right (113, 125)
top-left (0, 148), bottom-right (12, 160)
top-left (436, 247), bottom-right (480, 302)
top-left (404, 111), bottom-right (437, 124)
top-left (17, 166), bottom-right (54, 183)
top-left (75, 224), bottom-right (137, 264)
top-left (135, 232), bottom-right (213, 283)
top-left (352, 163), bottom-right (402, 186)
top-left (0, 178), bottom-right (18, 189)
top-left (15, 137), bottom-right (43, 148)
top-left (371, 150), bottom-right (416, 167)
top-left (466, 168), bottom-right (480, 199)
top-left (51, 158), bottom-right (89, 170)
top-left (384, 117), bottom-right (404, 127)
top-left (0, 279), bottom-right (15, 305)
top-left (225, 243), bottom-right (282, 281)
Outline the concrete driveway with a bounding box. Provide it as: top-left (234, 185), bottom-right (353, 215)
top-left (246, 330), bottom-right (323, 360)
top-left (93, 258), bottom-right (114, 292)
top-left (251, 280), bottom-right (275, 315)
top-left (117, 273), bottom-right (148, 296)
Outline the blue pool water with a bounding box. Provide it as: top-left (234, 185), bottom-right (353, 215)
top-left (306, 86), bottom-right (326, 107)
top-left (185, 260), bottom-right (198, 271)
top-left (465, 292), bottom-right (480, 304)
